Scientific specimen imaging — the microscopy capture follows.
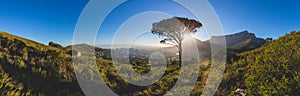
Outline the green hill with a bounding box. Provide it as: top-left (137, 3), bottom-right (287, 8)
top-left (217, 31), bottom-right (300, 95)
top-left (0, 31), bottom-right (83, 95)
top-left (0, 31), bottom-right (64, 51)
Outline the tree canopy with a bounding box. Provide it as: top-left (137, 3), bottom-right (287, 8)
top-left (151, 17), bottom-right (202, 48)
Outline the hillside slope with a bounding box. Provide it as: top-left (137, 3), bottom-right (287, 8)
top-left (0, 31), bottom-right (83, 95)
top-left (217, 31), bottom-right (300, 95)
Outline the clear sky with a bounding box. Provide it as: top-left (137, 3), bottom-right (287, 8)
top-left (0, 0), bottom-right (300, 46)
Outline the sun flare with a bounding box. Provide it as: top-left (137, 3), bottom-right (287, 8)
top-left (183, 34), bottom-right (194, 41)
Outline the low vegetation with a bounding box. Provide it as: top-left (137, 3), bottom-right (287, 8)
top-left (0, 30), bottom-right (299, 95)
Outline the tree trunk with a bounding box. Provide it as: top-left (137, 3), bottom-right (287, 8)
top-left (179, 41), bottom-right (182, 67)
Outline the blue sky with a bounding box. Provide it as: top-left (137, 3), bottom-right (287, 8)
top-left (0, 0), bottom-right (300, 46)
top-left (0, 0), bottom-right (88, 46)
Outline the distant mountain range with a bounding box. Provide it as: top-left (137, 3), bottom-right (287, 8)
top-left (211, 31), bottom-right (266, 50)
top-left (0, 30), bottom-right (267, 60)
top-left (138, 31), bottom-right (267, 58)
top-left (67, 31), bottom-right (267, 59)
top-left (195, 30), bottom-right (266, 57)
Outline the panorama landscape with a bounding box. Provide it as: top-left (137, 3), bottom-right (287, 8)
top-left (0, 0), bottom-right (300, 96)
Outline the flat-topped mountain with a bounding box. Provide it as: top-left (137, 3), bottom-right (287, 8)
top-left (190, 31), bottom-right (267, 58)
top-left (210, 30), bottom-right (266, 50)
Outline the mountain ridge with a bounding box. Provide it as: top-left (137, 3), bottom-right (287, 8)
top-left (191, 30), bottom-right (266, 58)
top-left (210, 30), bottom-right (266, 49)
